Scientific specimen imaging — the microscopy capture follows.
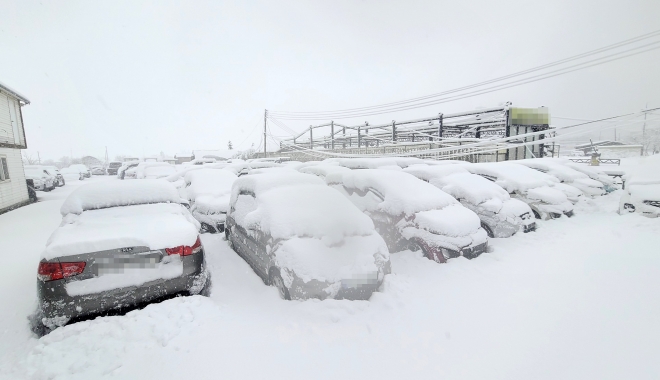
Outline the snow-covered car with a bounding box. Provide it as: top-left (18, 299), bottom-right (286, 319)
top-left (325, 169), bottom-right (488, 262)
top-left (559, 160), bottom-right (617, 193)
top-left (141, 163), bottom-right (177, 179)
top-left (403, 164), bottom-right (536, 238)
top-left (515, 159), bottom-right (605, 197)
top-left (24, 166), bottom-right (55, 191)
top-left (298, 164), bottom-right (352, 180)
top-left (43, 166), bottom-right (65, 187)
top-left (26, 165), bottom-right (64, 187)
top-left (619, 155), bottom-right (660, 218)
top-left (225, 172), bottom-right (391, 300)
top-left (118, 161), bottom-right (140, 179)
top-left (32, 180), bottom-right (210, 335)
top-left (330, 157), bottom-right (403, 170)
top-left (224, 161), bottom-right (282, 176)
top-left (68, 164), bottom-right (91, 178)
top-left (90, 166), bottom-right (106, 175)
top-left (465, 163), bottom-right (574, 220)
top-left (106, 161), bottom-right (123, 175)
top-left (184, 168), bottom-right (238, 233)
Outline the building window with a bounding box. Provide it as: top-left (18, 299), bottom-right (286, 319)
top-left (0, 156), bottom-right (9, 181)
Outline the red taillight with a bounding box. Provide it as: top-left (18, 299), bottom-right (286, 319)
top-left (37, 261), bottom-right (86, 282)
top-left (166, 237), bottom-right (202, 256)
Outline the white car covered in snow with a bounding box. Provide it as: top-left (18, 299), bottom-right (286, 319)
top-left (619, 155), bottom-right (660, 218)
top-left (33, 180), bottom-right (209, 335)
top-left (465, 163), bottom-right (574, 220)
top-left (403, 164), bottom-right (536, 238)
top-left (325, 169), bottom-right (488, 263)
top-left (515, 159), bottom-right (605, 197)
top-left (184, 168), bottom-right (238, 233)
top-left (226, 172), bottom-right (391, 300)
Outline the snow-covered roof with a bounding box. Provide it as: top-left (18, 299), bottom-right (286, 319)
top-left (331, 157), bottom-right (401, 170)
top-left (185, 168), bottom-right (237, 199)
top-left (465, 163), bottom-right (558, 193)
top-left (516, 159), bottom-right (589, 182)
top-left (626, 154), bottom-right (660, 186)
top-left (231, 172), bottom-right (324, 201)
top-left (431, 172), bottom-right (510, 205)
top-left (61, 180), bottom-right (181, 215)
top-left (326, 169), bottom-right (457, 216)
top-left (403, 164), bottom-right (469, 182)
top-left (0, 80), bottom-right (30, 104)
top-left (298, 164), bottom-right (352, 179)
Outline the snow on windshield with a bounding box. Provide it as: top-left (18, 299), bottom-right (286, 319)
top-left (431, 172), bottom-right (510, 205)
top-left (60, 179), bottom-right (181, 215)
top-left (467, 163), bottom-right (558, 193)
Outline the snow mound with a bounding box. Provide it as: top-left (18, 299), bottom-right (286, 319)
top-left (242, 184), bottom-right (375, 244)
top-left (414, 204), bottom-right (481, 237)
top-left (60, 180), bottom-right (181, 216)
top-left (626, 154), bottom-right (660, 186)
top-left (298, 164), bottom-right (352, 179)
top-left (326, 169), bottom-right (457, 216)
top-left (230, 172), bottom-right (325, 202)
top-left (431, 172), bottom-right (511, 205)
top-left (526, 186), bottom-right (568, 204)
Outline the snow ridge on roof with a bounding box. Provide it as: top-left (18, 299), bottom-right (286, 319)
top-left (0, 80), bottom-right (30, 104)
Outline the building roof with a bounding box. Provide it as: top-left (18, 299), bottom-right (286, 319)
top-left (574, 140), bottom-right (625, 150)
top-left (0, 81), bottom-right (30, 104)
top-left (193, 149), bottom-right (235, 160)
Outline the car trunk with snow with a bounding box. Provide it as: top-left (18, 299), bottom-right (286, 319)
top-left (225, 172), bottom-right (391, 300)
top-left (325, 169), bottom-right (488, 263)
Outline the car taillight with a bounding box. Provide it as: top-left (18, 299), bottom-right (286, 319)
top-left (166, 237), bottom-right (202, 256)
top-left (37, 261), bottom-right (86, 282)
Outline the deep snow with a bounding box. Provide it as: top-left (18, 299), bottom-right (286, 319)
top-left (0, 172), bottom-right (659, 379)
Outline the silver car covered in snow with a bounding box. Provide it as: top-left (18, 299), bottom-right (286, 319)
top-left (404, 164), bottom-right (536, 238)
top-left (225, 172), bottom-right (391, 300)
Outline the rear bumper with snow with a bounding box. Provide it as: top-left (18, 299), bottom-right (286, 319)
top-left (36, 252), bottom-right (207, 329)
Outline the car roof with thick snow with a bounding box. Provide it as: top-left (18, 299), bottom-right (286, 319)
top-left (626, 155), bottom-right (660, 186)
top-left (516, 159), bottom-right (591, 182)
top-left (185, 168), bottom-right (237, 199)
top-left (325, 169), bottom-right (457, 216)
top-left (231, 172), bottom-right (325, 201)
top-left (298, 164), bottom-right (352, 179)
top-left (403, 164), bottom-right (469, 182)
top-left (465, 163), bottom-right (558, 193)
top-left (331, 157), bottom-right (402, 170)
top-left (60, 180), bottom-right (182, 215)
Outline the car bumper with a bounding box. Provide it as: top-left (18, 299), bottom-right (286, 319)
top-left (37, 253), bottom-right (207, 329)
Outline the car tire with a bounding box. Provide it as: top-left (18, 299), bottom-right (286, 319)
top-left (200, 222), bottom-right (217, 234)
top-left (198, 275), bottom-right (212, 297)
top-left (532, 210), bottom-right (542, 219)
top-left (61, 179), bottom-right (66, 186)
top-left (269, 268), bottom-right (291, 300)
top-left (481, 222), bottom-right (495, 238)
top-left (28, 311), bottom-right (53, 337)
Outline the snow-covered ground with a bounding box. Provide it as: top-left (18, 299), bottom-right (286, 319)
top-left (1, 172), bottom-right (659, 379)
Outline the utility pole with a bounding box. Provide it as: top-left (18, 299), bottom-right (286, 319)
top-left (37, 151), bottom-right (41, 164)
top-left (642, 103), bottom-right (648, 155)
top-left (263, 109), bottom-right (268, 156)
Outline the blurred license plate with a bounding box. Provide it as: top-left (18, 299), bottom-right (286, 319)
top-left (95, 252), bottom-right (162, 275)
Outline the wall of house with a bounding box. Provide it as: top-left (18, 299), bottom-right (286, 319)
top-left (0, 147), bottom-right (29, 212)
top-left (0, 93), bottom-right (26, 147)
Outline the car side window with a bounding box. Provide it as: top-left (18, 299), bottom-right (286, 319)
top-left (232, 192), bottom-right (257, 226)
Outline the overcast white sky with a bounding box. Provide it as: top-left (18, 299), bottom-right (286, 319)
top-left (1, 0), bottom-right (659, 160)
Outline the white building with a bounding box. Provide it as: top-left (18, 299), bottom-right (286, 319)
top-left (0, 81), bottom-right (30, 214)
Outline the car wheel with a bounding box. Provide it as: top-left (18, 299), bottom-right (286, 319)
top-left (28, 311), bottom-right (53, 337)
top-left (200, 222), bottom-right (217, 234)
top-left (481, 222), bottom-right (495, 238)
top-left (198, 275), bottom-right (212, 297)
top-left (269, 268), bottom-right (291, 300)
top-left (532, 210), bottom-right (542, 219)
top-left (224, 227), bottom-right (230, 241)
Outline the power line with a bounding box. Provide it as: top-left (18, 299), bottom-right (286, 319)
top-left (271, 43), bottom-right (660, 120)
top-left (271, 29), bottom-right (660, 117)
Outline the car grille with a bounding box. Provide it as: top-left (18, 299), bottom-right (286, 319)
top-left (643, 200), bottom-right (660, 208)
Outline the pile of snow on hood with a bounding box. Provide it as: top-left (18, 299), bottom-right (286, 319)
top-left (61, 180), bottom-right (181, 215)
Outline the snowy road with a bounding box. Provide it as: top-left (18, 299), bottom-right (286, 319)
top-left (1, 176), bottom-right (659, 379)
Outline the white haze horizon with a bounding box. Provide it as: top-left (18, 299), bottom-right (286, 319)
top-left (1, 0), bottom-right (659, 160)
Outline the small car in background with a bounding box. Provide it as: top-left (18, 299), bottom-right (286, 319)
top-left (24, 166), bottom-right (55, 191)
top-left (619, 155), bottom-right (660, 218)
top-left (43, 166), bottom-right (65, 187)
top-left (106, 161), bottom-right (123, 176)
top-left (465, 163), bottom-right (574, 220)
top-left (32, 180), bottom-right (210, 336)
top-left (325, 169), bottom-right (488, 263)
top-left (141, 163), bottom-right (177, 179)
top-left (226, 172), bottom-right (391, 300)
top-left (117, 161), bottom-right (140, 179)
top-left (403, 164), bottom-right (536, 238)
top-left (184, 168), bottom-right (238, 233)
top-left (68, 164), bottom-right (91, 178)
top-left (515, 159), bottom-right (605, 198)
top-left (90, 166), bottom-right (106, 175)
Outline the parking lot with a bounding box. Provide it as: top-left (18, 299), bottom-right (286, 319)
top-left (1, 170), bottom-right (659, 380)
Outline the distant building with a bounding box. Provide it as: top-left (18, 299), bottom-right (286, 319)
top-left (174, 153), bottom-right (194, 165)
top-left (574, 140), bottom-right (626, 155)
top-left (0, 81), bottom-right (31, 214)
top-left (193, 149), bottom-right (236, 162)
top-left (123, 156), bottom-right (140, 162)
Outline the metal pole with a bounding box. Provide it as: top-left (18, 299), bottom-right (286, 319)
top-left (438, 113), bottom-right (443, 140)
top-left (331, 121), bottom-right (335, 150)
top-left (357, 127), bottom-right (361, 148)
top-left (642, 103), bottom-right (648, 155)
top-left (343, 127), bottom-right (346, 149)
top-left (392, 120), bottom-right (396, 142)
top-left (310, 126), bottom-right (313, 149)
top-left (263, 109), bottom-right (267, 156)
